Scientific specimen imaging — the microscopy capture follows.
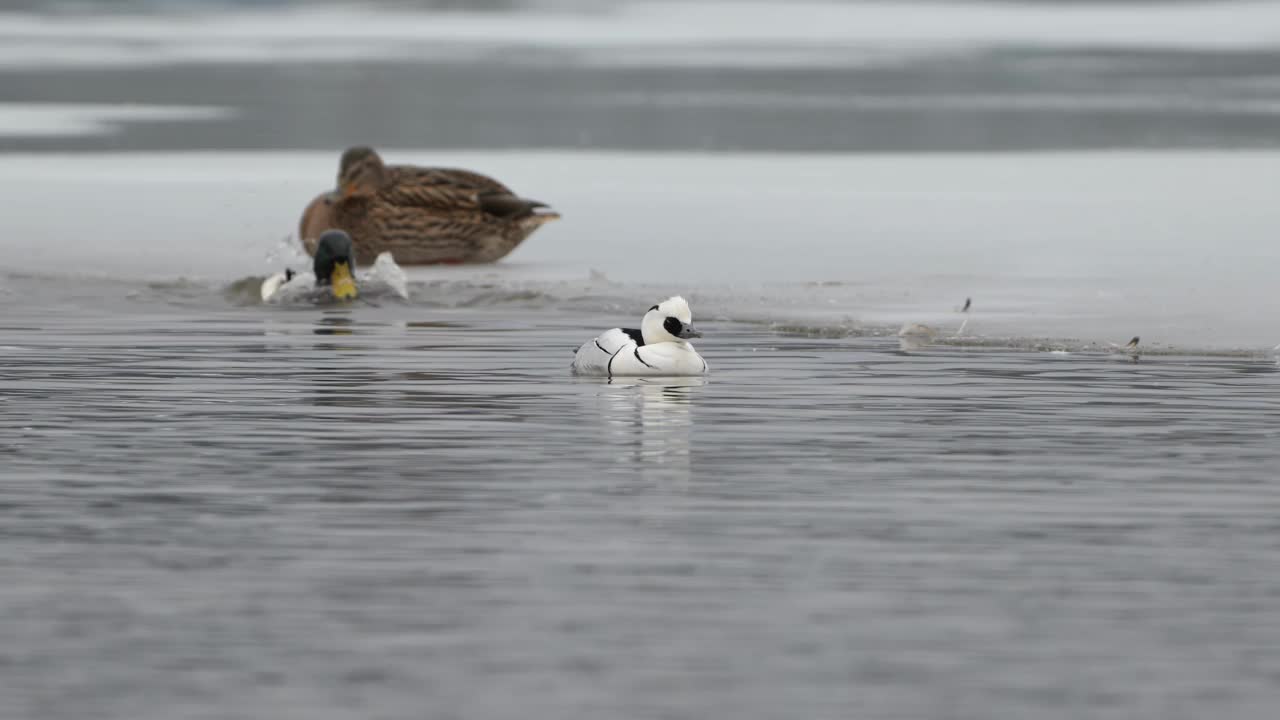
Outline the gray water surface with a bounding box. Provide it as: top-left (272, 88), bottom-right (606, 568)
top-left (4, 289), bottom-right (1280, 719)
top-left (6, 2), bottom-right (1280, 717)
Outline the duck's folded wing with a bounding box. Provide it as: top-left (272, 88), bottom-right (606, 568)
top-left (571, 328), bottom-right (634, 375)
top-left (360, 200), bottom-right (491, 242)
top-left (389, 166), bottom-right (514, 195)
top-left (376, 177), bottom-right (479, 212)
top-left (380, 167), bottom-right (550, 219)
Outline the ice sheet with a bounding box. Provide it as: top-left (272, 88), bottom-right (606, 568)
top-left (2, 149), bottom-right (1278, 350)
top-left (0, 103), bottom-right (230, 138)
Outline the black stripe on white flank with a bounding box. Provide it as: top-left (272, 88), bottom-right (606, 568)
top-left (634, 347), bottom-right (656, 369)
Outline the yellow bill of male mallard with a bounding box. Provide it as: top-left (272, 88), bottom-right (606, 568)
top-left (261, 230), bottom-right (360, 303)
top-left (330, 259), bottom-right (356, 300)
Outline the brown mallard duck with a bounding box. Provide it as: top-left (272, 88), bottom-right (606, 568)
top-left (299, 146), bottom-right (559, 265)
top-left (298, 190), bottom-right (337, 255)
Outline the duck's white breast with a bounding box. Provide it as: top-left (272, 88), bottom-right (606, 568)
top-left (613, 342), bottom-right (707, 377)
top-left (574, 326), bottom-right (709, 377)
top-left (574, 339), bottom-right (707, 378)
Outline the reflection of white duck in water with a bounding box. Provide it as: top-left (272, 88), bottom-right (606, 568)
top-left (572, 296), bottom-right (708, 377)
top-left (595, 377), bottom-right (702, 478)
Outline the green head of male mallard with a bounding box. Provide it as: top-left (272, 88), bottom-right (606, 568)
top-left (313, 230), bottom-right (359, 300)
top-left (338, 145), bottom-right (387, 199)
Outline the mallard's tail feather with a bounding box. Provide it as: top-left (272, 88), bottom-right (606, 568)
top-left (479, 192), bottom-right (555, 220)
top-left (519, 212), bottom-right (560, 230)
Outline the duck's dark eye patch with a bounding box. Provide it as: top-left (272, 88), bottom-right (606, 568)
top-left (649, 305), bottom-right (659, 312)
top-left (664, 317), bottom-right (684, 336)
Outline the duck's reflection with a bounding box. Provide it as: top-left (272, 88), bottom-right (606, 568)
top-left (313, 313), bottom-right (355, 336)
top-left (593, 376), bottom-right (706, 483)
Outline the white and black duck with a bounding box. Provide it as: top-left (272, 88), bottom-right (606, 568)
top-left (572, 296), bottom-right (708, 377)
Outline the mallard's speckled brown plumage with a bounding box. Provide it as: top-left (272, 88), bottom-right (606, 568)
top-left (299, 146), bottom-right (558, 265)
top-left (298, 191), bottom-right (337, 257)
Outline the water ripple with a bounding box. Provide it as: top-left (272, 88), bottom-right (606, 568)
top-left (3, 305), bottom-right (1280, 720)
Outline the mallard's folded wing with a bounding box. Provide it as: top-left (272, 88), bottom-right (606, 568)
top-left (378, 167), bottom-right (549, 219)
top-left (352, 201), bottom-right (501, 264)
top-left (390, 167), bottom-right (513, 195)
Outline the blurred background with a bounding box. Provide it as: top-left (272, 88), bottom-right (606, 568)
top-left (4, 0), bottom-right (1280, 154)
